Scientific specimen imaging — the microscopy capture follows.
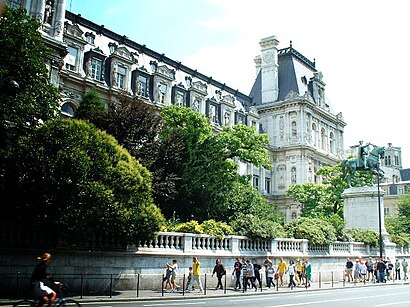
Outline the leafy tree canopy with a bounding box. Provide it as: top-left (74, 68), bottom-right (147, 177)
top-left (159, 106), bottom-right (274, 222)
top-left (0, 119), bottom-right (164, 245)
top-left (0, 7), bottom-right (60, 146)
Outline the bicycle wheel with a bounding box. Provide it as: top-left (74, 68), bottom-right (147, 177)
top-left (12, 300), bottom-right (36, 307)
top-left (58, 298), bottom-right (81, 307)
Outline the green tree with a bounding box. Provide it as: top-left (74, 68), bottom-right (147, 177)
top-left (74, 87), bottom-right (105, 120)
top-left (0, 7), bottom-right (60, 146)
top-left (285, 217), bottom-right (337, 245)
top-left (160, 106), bottom-right (273, 222)
top-left (0, 119), bottom-right (164, 245)
top-left (384, 192), bottom-right (410, 246)
top-left (77, 96), bottom-right (185, 214)
top-left (287, 164), bottom-right (373, 218)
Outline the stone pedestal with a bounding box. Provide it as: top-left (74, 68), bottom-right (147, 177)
top-left (342, 186), bottom-right (388, 237)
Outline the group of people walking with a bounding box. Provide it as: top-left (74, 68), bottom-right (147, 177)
top-left (163, 256), bottom-right (313, 293)
top-left (344, 257), bottom-right (408, 283)
top-left (232, 256), bottom-right (312, 291)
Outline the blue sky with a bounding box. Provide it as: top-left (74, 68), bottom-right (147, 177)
top-left (69, 0), bottom-right (410, 167)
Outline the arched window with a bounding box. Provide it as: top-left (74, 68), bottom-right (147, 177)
top-left (291, 120), bottom-right (297, 138)
top-left (321, 128), bottom-right (326, 150)
top-left (61, 102), bottom-right (76, 117)
top-left (291, 167), bottom-right (296, 184)
top-left (329, 132), bottom-right (335, 153)
top-left (312, 123), bottom-right (317, 147)
top-left (291, 212), bottom-right (297, 220)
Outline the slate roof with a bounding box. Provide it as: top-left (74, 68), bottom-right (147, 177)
top-left (400, 168), bottom-right (410, 181)
top-left (249, 46), bottom-right (317, 105)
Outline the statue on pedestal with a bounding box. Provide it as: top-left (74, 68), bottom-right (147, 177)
top-left (342, 142), bottom-right (385, 186)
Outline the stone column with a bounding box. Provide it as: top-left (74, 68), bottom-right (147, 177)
top-left (52, 0), bottom-right (67, 41)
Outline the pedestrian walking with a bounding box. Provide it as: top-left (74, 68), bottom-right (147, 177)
top-left (253, 259), bottom-right (262, 288)
top-left (212, 258), bottom-right (226, 290)
top-left (263, 256), bottom-right (273, 287)
top-left (232, 257), bottom-right (242, 290)
top-left (287, 260), bottom-right (297, 288)
top-left (245, 259), bottom-right (257, 291)
top-left (402, 258), bottom-right (408, 280)
top-left (189, 256), bottom-right (203, 293)
top-left (266, 262), bottom-right (276, 288)
top-left (277, 257), bottom-right (288, 287)
top-left (304, 258), bottom-right (312, 287)
top-left (376, 257), bottom-right (387, 283)
top-left (345, 258), bottom-right (354, 282)
top-left (395, 259), bottom-right (401, 280)
top-left (170, 259), bottom-right (179, 292)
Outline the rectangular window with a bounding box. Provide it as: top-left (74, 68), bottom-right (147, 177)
top-left (137, 75), bottom-right (148, 97)
top-left (265, 178), bottom-right (271, 194)
top-left (116, 66), bottom-right (126, 89)
top-left (90, 58), bottom-right (102, 81)
top-left (158, 83), bottom-right (167, 103)
top-left (65, 46), bottom-right (78, 71)
top-left (253, 176), bottom-right (259, 188)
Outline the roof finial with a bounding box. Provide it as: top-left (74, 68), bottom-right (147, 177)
top-left (313, 58), bottom-right (316, 67)
top-left (290, 40), bottom-right (293, 49)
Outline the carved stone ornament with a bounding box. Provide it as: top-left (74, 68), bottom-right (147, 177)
top-left (64, 22), bottom-right (83, 38)
top-left (191, 81), bottom-right (208, 94)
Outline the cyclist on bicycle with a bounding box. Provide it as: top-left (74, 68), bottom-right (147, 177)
top-left (30, 253), bottom-right (57, 307)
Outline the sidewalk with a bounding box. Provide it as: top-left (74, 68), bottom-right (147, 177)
top-left (2, 279), bottom-right (409, 305)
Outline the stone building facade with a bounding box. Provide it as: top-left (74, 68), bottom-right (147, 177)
top-left (6, 0), bottom-right (347, 221)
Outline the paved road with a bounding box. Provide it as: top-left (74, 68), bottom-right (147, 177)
top-left (79, 284), bottom-right (410, 307)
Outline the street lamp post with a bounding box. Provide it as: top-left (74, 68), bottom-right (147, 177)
top-left (377, 164), bottom-right (383, 259)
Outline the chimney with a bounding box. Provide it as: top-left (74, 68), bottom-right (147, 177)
top-left (259, 35), bottom-right (279, 103)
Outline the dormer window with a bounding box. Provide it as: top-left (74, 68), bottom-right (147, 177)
top-left (137, 75), bottom-right (149, 97)
top-left (85, 32), bottom-right (95, 45)
top-left (90, 58), bottom-right (102, 81)
top-left (116, 65), bottom-right (126, 89)
top-left (108, 42), bottom-right (117, 54)
top-left (158, 82), bottom-right (167, 104)
top-left (65, 46), bottom-right (78, 71)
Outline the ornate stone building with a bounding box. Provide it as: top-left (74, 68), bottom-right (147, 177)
top-left (6, 1), bottom-right (347, 222)
top-left (250, 37), bottom-right (346, 221)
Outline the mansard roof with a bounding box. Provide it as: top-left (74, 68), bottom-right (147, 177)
top-left (65, 10), bottom-right (252, 108)
top-left (249, 44), bottom-right (318, 105)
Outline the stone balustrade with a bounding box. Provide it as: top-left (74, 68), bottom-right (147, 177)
top-left (128, 232), bottom-right (410, 259)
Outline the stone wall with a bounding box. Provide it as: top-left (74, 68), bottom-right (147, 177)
top-left (1, 232), bottom-right (409, 296)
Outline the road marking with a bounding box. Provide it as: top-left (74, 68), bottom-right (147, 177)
top-left (259, 291), bottom-right (410, 307)
top-left (374, 301), bottom-right (410, 306)
top-left (143, 303), bottom-right (206, 306)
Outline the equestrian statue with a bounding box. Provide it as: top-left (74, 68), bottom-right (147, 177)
top-left (342, 141), bottom-right (385, 187)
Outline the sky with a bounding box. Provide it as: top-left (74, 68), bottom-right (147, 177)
top-left (69, 0), bottom-right (410, 167)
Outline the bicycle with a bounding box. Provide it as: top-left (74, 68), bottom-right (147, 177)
top-left (13, 282), bottom-right (81, 307)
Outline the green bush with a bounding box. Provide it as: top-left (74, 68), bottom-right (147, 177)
top-left (231, 214), bottom-right (287, 239)
top-left (285, 217), bottom-right (336, 245)
top-left (390, 233), bottom-right (410, 247)
top-left (201, 219), bottom-right (234, 237)
top-left (345, 228), bottom-right (379, 247)
top-left (172, 220), bottom-right (203, 234)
